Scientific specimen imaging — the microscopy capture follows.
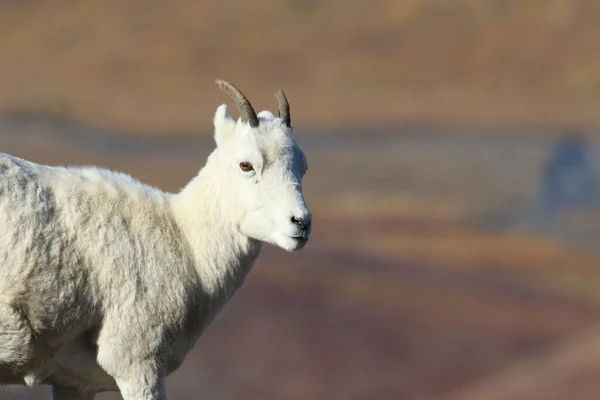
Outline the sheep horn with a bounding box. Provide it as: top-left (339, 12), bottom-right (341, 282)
top-left (274, 90), bottom-right (291, 128)
top-left (215, 79), bottom-right (259, 128)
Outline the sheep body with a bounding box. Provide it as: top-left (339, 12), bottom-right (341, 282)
top-left (0, 150), bottom-right (260, 393)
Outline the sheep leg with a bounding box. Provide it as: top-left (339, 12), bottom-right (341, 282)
top-left (0, 301), bottom-right (35, 376)
top-left (52, 386), bottom-right (96, 400)
top-left (95, 320), bottom-right (167, 399)
top-left (115, 370), bottom-right (167, 400)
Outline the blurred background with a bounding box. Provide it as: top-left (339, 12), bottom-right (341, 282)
top-left (2, 1), bottom-right (600, 399)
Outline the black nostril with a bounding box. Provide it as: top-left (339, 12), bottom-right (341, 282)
top-left (291, 216), bottom-right (310, 230)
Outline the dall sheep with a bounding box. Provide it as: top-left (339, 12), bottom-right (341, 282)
top-left (0, 79), bottom-right (312, 399)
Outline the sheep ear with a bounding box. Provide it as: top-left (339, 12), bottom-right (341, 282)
top-left (213, 104), bottom-right (236, 148)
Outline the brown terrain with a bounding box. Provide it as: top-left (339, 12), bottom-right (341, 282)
top-left (2, 0), bottom-right (600, 134)
top-left (1, 1), bottom-right (600, 399)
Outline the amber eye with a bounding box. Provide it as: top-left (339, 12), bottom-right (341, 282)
top-left (239, 162), bottom-right (254, 172)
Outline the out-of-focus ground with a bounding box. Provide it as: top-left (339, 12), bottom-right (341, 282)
top-left (2, 1), bottom-right (600, 399)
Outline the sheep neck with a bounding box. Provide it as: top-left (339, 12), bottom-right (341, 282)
top-left (170, 151), bottom-right (262, 298)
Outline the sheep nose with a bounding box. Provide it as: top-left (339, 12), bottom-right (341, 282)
top-left (291, 215), bottom-right (311, 231)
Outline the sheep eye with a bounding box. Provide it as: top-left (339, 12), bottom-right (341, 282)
top-left (239, 162), bottom-right (254, 172)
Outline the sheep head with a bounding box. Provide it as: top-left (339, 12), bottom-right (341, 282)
top-left (213, 79), bottom-right (311, 251)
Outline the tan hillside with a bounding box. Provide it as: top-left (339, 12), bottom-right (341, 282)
top-left (1, 0), bottom-right (600, 134)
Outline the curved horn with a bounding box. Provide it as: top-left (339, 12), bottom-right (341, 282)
top-left (274, 90), bottom-right (291, 128)
top-left (215, 79), bottom-right (259, 127)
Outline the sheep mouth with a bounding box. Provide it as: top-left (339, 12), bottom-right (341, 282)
top-left (290, 235), bottom-right (309, 242)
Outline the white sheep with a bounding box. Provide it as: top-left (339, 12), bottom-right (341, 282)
top-left (0, 79), bottom-right (312, 400)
